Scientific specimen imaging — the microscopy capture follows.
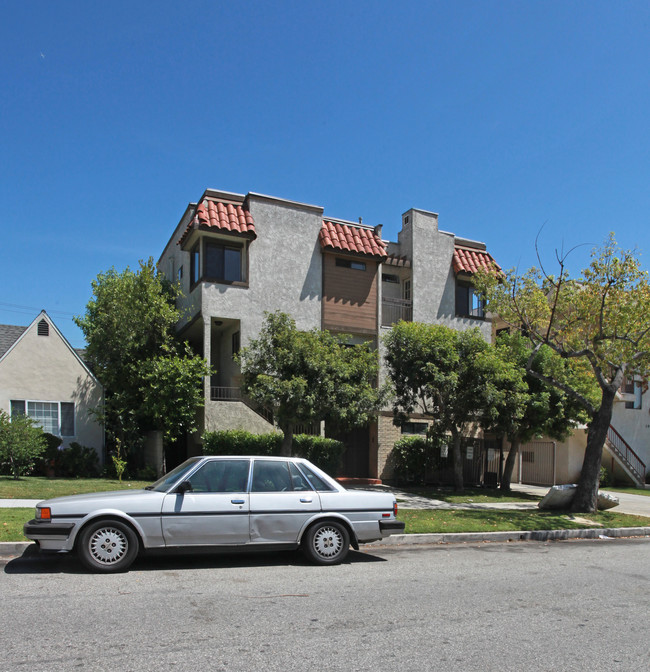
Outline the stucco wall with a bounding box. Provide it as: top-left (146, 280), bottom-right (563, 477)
top-left (0, 317), bottom-right (104, 460)
top-left (203, 400), bottom-right (276, 435)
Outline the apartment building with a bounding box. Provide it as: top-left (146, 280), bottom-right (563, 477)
top-left (158, 189), bottom-right (498, 480)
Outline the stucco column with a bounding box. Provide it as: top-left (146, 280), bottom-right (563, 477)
top-left (203, 314), bottom-right (212, 403)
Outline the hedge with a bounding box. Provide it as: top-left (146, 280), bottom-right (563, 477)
top-left (201, 430), bottom-right (345, 475)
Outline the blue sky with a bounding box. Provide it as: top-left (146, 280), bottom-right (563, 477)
top-left (2, 1), bottom-right (650, 348)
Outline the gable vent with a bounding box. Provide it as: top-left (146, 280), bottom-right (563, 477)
top-left (37, 319), bottom-right (49, 337)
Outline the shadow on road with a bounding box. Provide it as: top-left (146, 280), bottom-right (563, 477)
top-left (3, 544), bottom-right (386, 575)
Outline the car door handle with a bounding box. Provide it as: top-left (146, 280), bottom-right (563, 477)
top-left (231, 499), bottom-right (245, 505)
top-left (300, 498), bottom-right (313, 503)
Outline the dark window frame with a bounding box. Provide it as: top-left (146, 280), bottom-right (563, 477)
top-left (455, 280), bottom-right (485, 319)
top-left (336, 257), bottom-right (366, 271)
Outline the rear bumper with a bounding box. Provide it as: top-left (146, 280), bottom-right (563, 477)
top-left (379, 519), bottom-right (405, 536)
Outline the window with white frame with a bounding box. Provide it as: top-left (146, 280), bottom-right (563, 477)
top-left (10, 400), bottom-right (75, 437)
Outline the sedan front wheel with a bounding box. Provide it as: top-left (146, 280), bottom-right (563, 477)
top-left (302, 521), bottom-right (350, 565)
top-left (78, 519), bottom-right (139, 573)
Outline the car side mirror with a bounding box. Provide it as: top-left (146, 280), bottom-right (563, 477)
top-left (176, 480), bottom-right (192, 494)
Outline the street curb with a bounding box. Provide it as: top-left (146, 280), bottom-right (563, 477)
top-left (3, 527), bottom-right (650, 557)
top-left (369, 527), bottom-right (650, 546)
top-left (0, 542), bottom-right (33, 555)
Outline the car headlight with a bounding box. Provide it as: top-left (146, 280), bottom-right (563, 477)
top-left (36, 507), bottom-right (51, 520)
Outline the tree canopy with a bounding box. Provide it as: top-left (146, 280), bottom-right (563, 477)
top-left (384, 322), bottom-right (526, 491)
top-left (477, 233), bottom-right (650, 511)
top-left (239, 311), bottom-right (383, 456)
top-left (75, 259), bottom-right (209, 459)
top-left (493, 332), bottom-right (597, 490)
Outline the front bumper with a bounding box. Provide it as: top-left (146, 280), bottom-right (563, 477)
top-left (24, 520), bottom-right (75, 550)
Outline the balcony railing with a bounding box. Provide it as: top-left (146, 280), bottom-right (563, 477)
top-left (210, 386), bottom-right (242, 401)
top-left (382, 297), bottom-right (413, 326)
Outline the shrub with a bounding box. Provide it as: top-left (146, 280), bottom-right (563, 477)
top-left (0, 410), bottom-right (47, 479)
top-left (202, 430), bottom-right (281, 456)
top-left (598, 465), bottom-right (612, 488)
top-left (201, 430), bottom-right (344, 474)
top-left (291, 435), bottom-right (345, 474)
top-left (390, 436), bottom-right (430, 484)
top-left (389, 434), bottom-right (450, 485)
top-left (32, 433), bottom-right (63, 476)
top-left (57, 443), bottom-right (100, 478)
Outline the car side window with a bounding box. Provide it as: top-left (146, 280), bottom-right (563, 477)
top-left (288, 462), bottom-right (312, 491)
top-left (187, 460), bottom-right (250, 493)
top-left (251, 461), bottom-right (296, 492)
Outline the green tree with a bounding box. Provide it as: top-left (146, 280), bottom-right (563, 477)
top-left (74, 259), bottom-right (209, 461)
top-left (384, 322), bottom-right (526, 492)
top-left (239, 311), bottom-right (383, 456)
top-left (0, 410), bottom-right (47, 479)
top-left (477, 234), bottom-right (650, 511)
top-left (493, 332), bottom-right (596, 491)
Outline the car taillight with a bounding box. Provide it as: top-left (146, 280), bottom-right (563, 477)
top-left (37, 507), bottom-right (51, 520)
top-left (393, 501), bottom-right (398, 517)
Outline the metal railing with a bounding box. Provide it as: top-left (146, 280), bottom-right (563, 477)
top-left (210, 386), bottom-right (242, 401)
top-left (382, 297), bottom-right (413, 326)
top-left (210, 386), bottom-right (274, 425)
top-left (606, 425), bottom-right (646, 484)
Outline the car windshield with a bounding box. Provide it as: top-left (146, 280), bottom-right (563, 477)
top-left (146, 458), bottom-right (203, 492)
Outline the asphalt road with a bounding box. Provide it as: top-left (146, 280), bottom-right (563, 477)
top-left (2, 539), bottom-right (649, 672)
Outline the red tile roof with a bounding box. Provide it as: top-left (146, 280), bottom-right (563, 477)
top-left (179, 200), bottom-right (256, 245)
top-left (453, 246), bottom-right (500, 275)
top-left (319, 220), bottom-right (387, 259)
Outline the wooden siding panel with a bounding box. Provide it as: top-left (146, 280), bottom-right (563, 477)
top-left (322, 254), bottom-right (378, 333)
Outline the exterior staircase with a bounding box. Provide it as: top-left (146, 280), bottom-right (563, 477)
top-left (605, 425), bottom-right (646, 487)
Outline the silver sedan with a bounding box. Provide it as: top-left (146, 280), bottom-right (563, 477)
top-left (24, 455), bottom-right (405, 572)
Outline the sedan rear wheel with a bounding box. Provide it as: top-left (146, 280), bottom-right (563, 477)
top-left (78, 520), bottom-right (139, 573)
top-left (303, 521), bottom-right (349, 565)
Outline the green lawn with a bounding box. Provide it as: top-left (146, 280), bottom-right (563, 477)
top-left (400, 508), bottom-right (650, 534)
top-left (602, 486), bottom-right (650, 498)
top-left (1, 508), bottom-right (32, 542)
top-left (0, 477), bottom-right (151, 500)
top-left (394, 485), bottom-right (539, 504)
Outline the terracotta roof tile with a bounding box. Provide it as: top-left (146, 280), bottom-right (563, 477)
top-left (319, 220), bottom-right (387, 259)
top-left (179, 199), bottom-right (256, 245)
top-left (453, 246), bottom-right (500, 275)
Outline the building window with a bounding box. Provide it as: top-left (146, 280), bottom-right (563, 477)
top-left (625, 381), bottom-right (643, 410)
top-left (177, 265), bottom-right (183, 282)
top-left (37, 319), bottom-right (49, 336)
top-left (336, 258), bottom-right (366, 271)
top-left (382, 273), bottom-right (399, 284)
top-left (191, 240), bottom-right (244, 287)
top-left (403, 279), bottom-right (411, 301)
top-left (191, 244), bottom-right (200, 285)
top-left (456, 282), bottom-right (485, 318)
top-left (10, 400), bottom-right (75, 437)
top-left (401, 422), bottom-right (428, 435)
top-left (205, 242), bottom-right (242, 282)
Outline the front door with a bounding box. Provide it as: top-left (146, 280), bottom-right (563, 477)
top-left (161, 458), bottom-right (251, 546)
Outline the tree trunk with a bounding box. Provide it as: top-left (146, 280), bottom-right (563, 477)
top-left (280, 422), bottom-right (294, 457)
top-left (451, 430), bottom-right (464, 492)
top-left (571, 387), bottom-right (616, 513)
top-left (501, 436), bottom-right (521, 492)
